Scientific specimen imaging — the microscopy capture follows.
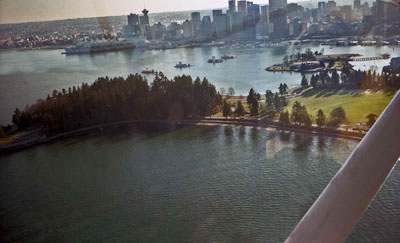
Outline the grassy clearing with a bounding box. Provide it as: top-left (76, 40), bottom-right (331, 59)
top-left (285, 89), bottom-right (397, 124)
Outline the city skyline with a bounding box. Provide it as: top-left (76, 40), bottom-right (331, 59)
top-left (2, 0), bottom-right (311, 24)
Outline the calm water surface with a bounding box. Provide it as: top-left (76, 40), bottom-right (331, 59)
top-left (0, 124), bottom-right (399, 242)
top-left (1, 45), bottom-right (400, 124)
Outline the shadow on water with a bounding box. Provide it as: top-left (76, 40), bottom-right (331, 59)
top-left (224, 126), bottom-right (234, 144)
top-left (278, 130), bottom-right (292, 142)
top-left (250, 127), bottom-right (259, 143)
top-left (294, 133), bottom-right (313, 152)
top-left (238, 126), bottom-right (246, 139)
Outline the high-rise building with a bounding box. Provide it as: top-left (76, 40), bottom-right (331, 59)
top-left (127, 13), bottom-right (139, 26)
top-left (232, 12), bottom-right (244, 34)
top-left (191, 12), bottom-right (201, 22)
top-left (248, 3), bottom-right (261, 23)
top-left (261, 5), bottom-right (270, 22)
top-left (201, 16), bottom-right (213, 37)
top-left (229, 0), bottom-right (236, 12)
top-left (140, 9), bottom-right (150, 26)
top-left (182, 20), bottom-right (194, 38)
top-left (327, 1), bottom-right (337, 12)
top-left (238, 1), bottom-right (247, 14)
top-left (212, 9), bottom-right (223, 22)
top-left (191, 12), bottom-right (201, 37)
top-left (215, 14), bottom-right (229, 38)
top-left (318, 2), bottom-right (327, 10)
top-left (354, 0), bottom-right (361, 10)
top-left (269, 0), bottom-right (287, 12)
top-left (269, 8), bottom-right (288, 39)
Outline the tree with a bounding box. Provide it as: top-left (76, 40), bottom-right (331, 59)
top-left (222, 100), bottom-right (232, 119)
top-left (290, 101), bottom-right (311, 127)
top-left (12, 108), bottom-right (21, 126)
top-left (273, 93), bottom-right (282, 110)
top-left (316, 109), bottom-right (326, 128)
top-left (228, 87), bottom-right (235, 97)
top-left (366, 113), bottom-right (378, 128)
top-left (265, 90), bottom-right (274, 110)
top-left (279, 111), bottom-right (291, 126)
top-left (0, 126), bottom-right (5, 138)
top-left (310, 74), bottom-right (318, 88)
top-left (330, 107), bottom-right (346, 126)
top-left (235, 101), bottom-right (245, 118)
top-left (332, 69), bottom-right (340, 86)
top-left (250, 100), bottom-right (259, 116)
top-left (220, 87), bottom-right (226, 96)
top-left (301, 75), bottom-right (309, 87)
top-left (279, 83), bottom-right (288, 95)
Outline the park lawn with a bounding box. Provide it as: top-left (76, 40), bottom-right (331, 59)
top-left (285, 89), bottom-right (396, 124)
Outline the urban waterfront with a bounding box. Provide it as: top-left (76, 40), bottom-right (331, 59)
top-left (0, 123), bottom-right (399, 242)
top-left (1, 44), bottom-right (400, 125)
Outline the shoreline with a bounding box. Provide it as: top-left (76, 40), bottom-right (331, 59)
top-left (0, 118), bottom-right (364, 155)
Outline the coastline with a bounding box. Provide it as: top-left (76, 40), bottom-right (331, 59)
top-left (0, 118), bottom-right (364, 155)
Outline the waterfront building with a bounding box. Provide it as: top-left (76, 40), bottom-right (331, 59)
top-left (151, 22), bottom-right (166, 40)
top-left (238, 0), bottom-right (247, 14)
top-left (229, 0), bottom-right (236, 12)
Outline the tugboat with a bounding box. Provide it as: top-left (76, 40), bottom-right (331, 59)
top-left (208, 56), bottom-right (224, 64)
top-left (221, 55), bottom-right (236, 60)
top-left (141, 68), bottom-right (156, 74)
top-left (174, 62), bottom-right (191, 68)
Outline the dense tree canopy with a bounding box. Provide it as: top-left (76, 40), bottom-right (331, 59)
top-left (11, 73), bottom-right (221, 134)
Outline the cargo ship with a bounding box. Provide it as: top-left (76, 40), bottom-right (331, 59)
top-left (62, 39), bottom-right (136, 55)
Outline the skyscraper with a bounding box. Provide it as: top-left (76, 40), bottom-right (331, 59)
top-left (354, 0), bottom-right (361, 10)
top-left (191, 12), bottom-right (201, 37)
top-left (269, 0), bottom-right (287, 12)
top-left (127, 13), bottom-right (139, 26)
top-left (212, 10), bottom-right (223, 22)
top-left (215, 14), bottom-right (229, 38)
top-left (238, 1), bottom-right (247, 14)
top-left (229, 0), bottom-right (236, 12)
top-left (140, 9), bottom-right (150, 26)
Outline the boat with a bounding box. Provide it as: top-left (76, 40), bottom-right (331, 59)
top-left (141, 68), bottom-right (156, 74)
top-left (208, 56), bottom-right (224, 64)
top-left (62, 39), bottom-right (135, 55)
top-left (221, 55), bottom-right (236, 60)
top-left (174, 62), bottom-right (191, 68)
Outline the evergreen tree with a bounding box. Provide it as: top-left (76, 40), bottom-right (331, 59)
top-left (279, 111), bottom-right (291, 126)
top-left (265, 90), bottom-right (274, 110)
top-left (222, 100), bottom-right (232, 119)
top-left (332, 69), bottom-right (340, 86)
top-left (301, 75), bottom-right (309, 87)
top-left (235, 101), bottom-right (245, 118)
top-left (273, 93), bottom-right (282, 110)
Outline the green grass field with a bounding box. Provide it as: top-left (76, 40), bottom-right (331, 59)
top-left (285, 89), bottom-right (397, 124)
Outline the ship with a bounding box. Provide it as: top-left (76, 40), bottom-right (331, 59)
top-left (208, 56), bottom-right (224, 63)
top-left (174, 62), bottom-right (191, 68)
top-left (221, 55), bottom-right (236, 60)
top-left (141, 68), bottom-right (156, 74)
top-left (62, 39), bottom-right (136, 55)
